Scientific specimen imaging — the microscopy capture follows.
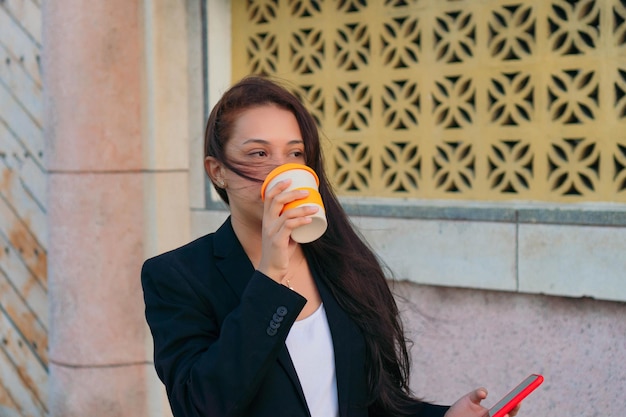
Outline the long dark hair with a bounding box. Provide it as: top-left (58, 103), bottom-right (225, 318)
top-left (204, 75), bottom-right (419, 415)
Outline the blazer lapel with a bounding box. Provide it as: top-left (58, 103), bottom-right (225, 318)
top-left (315, 274), bottom-right (355, 417)
top-left (212, 218), bottom-right (309, 413)
top-left (213, 218), bottom-right (255, 298)
top-left (277, 346), bottom-right (311, 415)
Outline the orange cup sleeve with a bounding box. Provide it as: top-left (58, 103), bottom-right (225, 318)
top-left (282, 187), bottom-right (324, 213)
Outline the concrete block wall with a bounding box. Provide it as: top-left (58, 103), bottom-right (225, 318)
top-left (191, 208), bottom-right (626, 417)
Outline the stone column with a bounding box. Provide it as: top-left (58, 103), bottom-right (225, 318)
top-left (44, 0), bottom-right (191, 415)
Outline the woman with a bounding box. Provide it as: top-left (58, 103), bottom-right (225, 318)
top-left (141, 76), bottom-right (519, 417)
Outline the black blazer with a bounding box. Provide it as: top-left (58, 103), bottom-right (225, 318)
top-left (141, 218), bottom-right (449, 417)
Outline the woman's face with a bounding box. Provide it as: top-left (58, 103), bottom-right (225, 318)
top-left (208, 104), bottom-right (306, 225)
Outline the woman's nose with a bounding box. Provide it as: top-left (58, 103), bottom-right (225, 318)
top-left (271, 156), bottom-right (287, 166)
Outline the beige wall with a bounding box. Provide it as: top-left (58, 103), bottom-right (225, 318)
top-left (43, 0), bottom-right (196, 416)
top-left (2, 0), bottom-right (195, 414)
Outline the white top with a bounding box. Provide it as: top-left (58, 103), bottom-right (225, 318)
top-left (285, 303), bottom-right (339, 417)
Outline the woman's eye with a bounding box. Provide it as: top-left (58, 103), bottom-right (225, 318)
top-left (250, 150), bottom-right (268, 157)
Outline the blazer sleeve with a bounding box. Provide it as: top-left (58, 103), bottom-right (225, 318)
top-left (418, 403), bottom-right (450, 417)
top-left (141, 256), bottom-right (307, 417)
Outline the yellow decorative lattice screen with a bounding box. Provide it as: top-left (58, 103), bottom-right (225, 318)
top-left (231, 0), bottom-right (626, 203)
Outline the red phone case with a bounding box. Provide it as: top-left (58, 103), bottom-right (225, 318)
top-left (489, 374), bottom-right (544, 417)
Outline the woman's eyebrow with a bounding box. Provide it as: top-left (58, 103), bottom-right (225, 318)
top-left (241, 138), bottom-right (304, 145)
top-left (241, 138), bottom-right (270, 145)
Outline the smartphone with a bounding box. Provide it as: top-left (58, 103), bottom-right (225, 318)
top-left (489, 374), bottom-right (544, 417)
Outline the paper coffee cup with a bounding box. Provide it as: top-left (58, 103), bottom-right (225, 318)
top-left (261, 163), bottom-right (327, 243)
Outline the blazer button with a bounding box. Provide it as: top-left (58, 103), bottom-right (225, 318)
top-left (276, 306), bottom-right (288, 317)
top-left (272, 313), bottom-right (284, 323)
top-left (266, 326), bottom-right (278, 336)
top-left (269, 320), bottom-right (280, 330)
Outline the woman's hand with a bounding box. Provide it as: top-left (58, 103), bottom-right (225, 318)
top-left (257, 179), bottom-right (318, 282)
top-left (444, 388), bottom-right (521, 417)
